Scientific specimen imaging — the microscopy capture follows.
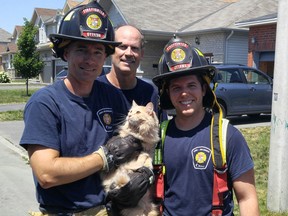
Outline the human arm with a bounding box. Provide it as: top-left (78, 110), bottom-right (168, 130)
top-left (28, 145), bottom-right (104, 189)
top-left (28, 135), bottom-right (143, 189)
top-left (233, 168), bottom-right (260, 216)
top-left (28, 134), bottom-right (143, 189)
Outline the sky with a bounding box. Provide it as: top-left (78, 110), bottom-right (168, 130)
top-left (0, 0), bottom-right (67, 34)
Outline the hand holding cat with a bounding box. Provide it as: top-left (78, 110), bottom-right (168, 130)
top-left (106, 166), bottom-right (154, 209)
top-left (95, 135), bottom-right (143, 172)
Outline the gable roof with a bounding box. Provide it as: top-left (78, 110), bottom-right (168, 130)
top-left (5, 42), bottom-right (18, 53)
top-left (31, 8), bottom-right (60, 25)
top-left (12, 26), bottom-right (23, 40)
top-left (0, 44), bottom-right (7, 54)
top-left (235, 13), bottom-right (277, 27)
top-left (63, 0), bottom-right (90, 14)
top-left (0, 28), bottom-right (12, 42)
top-left (112, 0), bottom-right (278, 33)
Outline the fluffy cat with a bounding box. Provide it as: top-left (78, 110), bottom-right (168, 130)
top-left (102, 101), bottom-right (160, 216)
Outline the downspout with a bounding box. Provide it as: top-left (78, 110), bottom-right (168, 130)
top-left (225, 30), bottom-right (234, 63)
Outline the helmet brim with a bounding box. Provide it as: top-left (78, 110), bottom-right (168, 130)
top-left (152, 65), bottom-right (216, 88)
top-left (49, 33), bottom-right (121, 47)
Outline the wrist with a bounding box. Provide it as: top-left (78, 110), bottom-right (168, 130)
top-left (94, 146), bottom-right (114, 172)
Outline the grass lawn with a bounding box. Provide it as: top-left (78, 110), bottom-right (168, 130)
top-left (235, 126), bottom-right (287, 216)
top-left (0, 88), bottom-right (38, 121)
top-left (0, 89), bottom-right (38, 104)
top-left (0, 110), bottom-right (23, 121)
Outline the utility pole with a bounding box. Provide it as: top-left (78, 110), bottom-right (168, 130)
top-left (267, 0), bottom-right (288, 212)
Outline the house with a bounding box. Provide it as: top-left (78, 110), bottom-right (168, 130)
top-left (31, 8), bottom-right (63, 83)
top-left (0, 26), bottom-right (23, 78)
top-left (34, 0), bottom-right (90, 83)
top-left (235, 13), bottom-right (277, 78)
top-left (0, 28), bottom-right (12, 72)
top-left (99, 0), bottom-right (278, 78)
top-left (1, 0), bottom-right (279, 83)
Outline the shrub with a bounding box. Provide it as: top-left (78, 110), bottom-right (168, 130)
top-left (0, 71), bottom-right (11, 83)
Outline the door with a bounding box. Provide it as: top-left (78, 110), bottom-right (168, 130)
top-left (242, 69), bottom-right (273, 113)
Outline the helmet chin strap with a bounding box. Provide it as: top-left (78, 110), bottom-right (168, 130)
top-left (211, 86), bottom-right (223, 118)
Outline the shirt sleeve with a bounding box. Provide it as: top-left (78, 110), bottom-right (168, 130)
top-left (20, 92), bottom-right (61, 150)
top-left (226, 125), bottom-right (254, 181)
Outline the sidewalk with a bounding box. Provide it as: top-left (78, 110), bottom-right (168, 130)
top-left (0, 103), bottom-right (26, 112)
top-left (0, 120), bottom-right (28, 159)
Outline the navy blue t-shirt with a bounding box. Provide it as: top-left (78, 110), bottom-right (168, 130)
top-left (163, 113), bottom-right (254, 216)
top-left (19, 80), bottom-right (127, 212)
top-left (97, 75), bottom-right (159, 112)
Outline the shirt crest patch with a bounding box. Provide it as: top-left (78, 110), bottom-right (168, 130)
top-left (97, 108), bottom-right (113, 132)
top-left (191, 146), bottom-right (211, 170)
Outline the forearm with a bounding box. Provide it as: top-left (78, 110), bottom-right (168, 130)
top-left (29, 146), bottom-right (104, 188)
top-left (238, 197), bottom-right (260, 216)
top-left (234, 169), bottom-right (260, 216)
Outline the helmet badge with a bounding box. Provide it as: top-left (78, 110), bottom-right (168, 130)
top-left (80, 6), bottom-right (107, 39)
top-left (165, 41), bottom-right (192, 72)
top-left (171, 48), bottom-right (186, 63)
top-left (86, 14), bottom-right (102, 30)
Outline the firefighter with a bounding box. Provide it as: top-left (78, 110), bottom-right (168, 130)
top-left (20, 1), bottom-right (152, 215)
top-left (152, 36), bottom-right (259, 216)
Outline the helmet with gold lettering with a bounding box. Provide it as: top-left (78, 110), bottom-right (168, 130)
top-left (49, 1), bottom-right (120, 61)
top-left (152, 36), bottom-right (217, 110)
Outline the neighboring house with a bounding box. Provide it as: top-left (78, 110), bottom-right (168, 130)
top-left (235, 13), bottom-right (277, 78)
top-left (0, 26), bottom-right (21, 78)
top-left (62, 0), bottom-right (90, 14)
top-left (33, 0), bottom-right (90, 83)
top-left (0, 28), bottom-right (12, 72)
top-left (31, 8), bottom-right (63, 83)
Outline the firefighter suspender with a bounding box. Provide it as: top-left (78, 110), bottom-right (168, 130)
top-left (153, 115), bottom-right (229, 215)
top-left (211, 113), bottom-right (229, 216)
top-left (153, 120), bottom-right (169, 213)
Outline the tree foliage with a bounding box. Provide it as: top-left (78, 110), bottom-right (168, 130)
top-left (13, 18), bottom-right (44, 95)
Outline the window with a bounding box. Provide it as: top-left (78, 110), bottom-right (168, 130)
top-left (216, 69), bottom-right (242, 83)
top-left (243, 69), bottom-right (269, 84)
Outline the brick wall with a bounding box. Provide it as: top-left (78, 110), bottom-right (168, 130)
top-left (249, 24), bottom-right (276, 52)
top-left (247, 23), bottom-right (276, 74)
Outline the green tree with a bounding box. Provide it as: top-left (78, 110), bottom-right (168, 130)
top-left (13, 18), bottom-right (44, 95)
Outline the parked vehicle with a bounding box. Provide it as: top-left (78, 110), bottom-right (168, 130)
top-left (55, 66), bottom-right (68, 81)
top-left (212, 64), bottom-right (273, 117)
top-left (130, 64), bottom-right (273, 118)
top-left (101, 65), bottom-right (111, 75)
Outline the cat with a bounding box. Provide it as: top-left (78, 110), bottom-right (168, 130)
top-left (102, 101), bottom-right (160, 216)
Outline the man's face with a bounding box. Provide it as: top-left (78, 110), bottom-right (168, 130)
top-left (112, 26), bottom-right (144, 75)
top-left (168, 75), bottom-right (206, 117)
top-left (64, 41), bottom-right (106, 82)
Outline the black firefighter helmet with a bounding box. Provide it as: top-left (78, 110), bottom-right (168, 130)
top-left (152, 36), bottom-right (217, 110)
top-left (49, 1), bottom-right (120, 61)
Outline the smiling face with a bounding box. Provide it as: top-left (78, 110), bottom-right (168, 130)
top-left (64, 41), bottom-right (107, 82)
top-left (168, 74), bottom-right (206, 117)
top-left (112, 25), bottom-right (144, 76)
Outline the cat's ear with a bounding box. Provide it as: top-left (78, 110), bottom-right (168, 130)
top-left (146, 102), bottom-right (154, 114)
top-left (132, 100), bottom-right (138, 107)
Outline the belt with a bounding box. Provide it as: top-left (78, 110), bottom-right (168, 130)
top-left (29, 205), bottom-right (108, 216)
